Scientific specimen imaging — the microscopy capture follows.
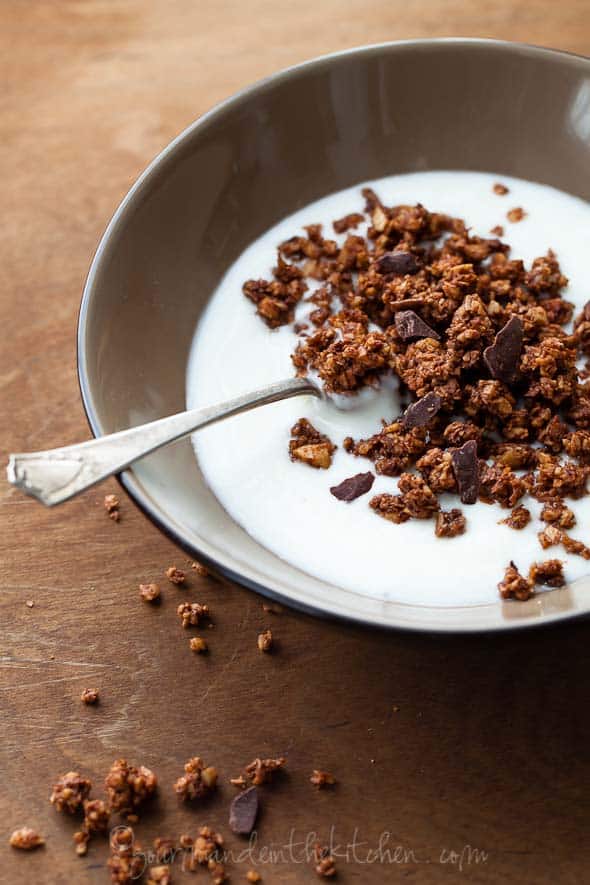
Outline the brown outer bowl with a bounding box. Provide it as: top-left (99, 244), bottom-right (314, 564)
top-left (78, 38), bottom-right (590, 633)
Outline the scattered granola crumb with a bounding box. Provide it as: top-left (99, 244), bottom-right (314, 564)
top-left (310, 770), bottom-right (336, 788)
top-left (434, 509), bottom-right (466, 538)
top-left (257, 629), bottom-right (273, 653)
top-left (262, 602), bottom-right (283, 614)
top-left (25, 600), bottom-right (34, 608)
top-left (50, 771), bottom-right (92, 813)
top-left (104, 494), bottom-right (120, 521)
top-left (140, 583), bottom-right (161, 603)
top-left (174, 757), bottom-right (218, 802)
top-left (166, 566), bottom-right (186, 585)
top-left (540, 499), bottom-right (576, 529)
top-left (493, 183), bottom-right (509, 195)
top-left (500, 505), bottom-right (531, 530)
top-left (314, 843), bottom-right (337, 878)
top-left (81, 687), bottom-right (99, 705)
top-left (498, 561), bottom-right (534, 601)
top-left (289, 418), bottom-right (336, 469)
top-left (9, 827), bottom-right (45, 850)
top-left (507, 206), bottom-right (527, 223)
top-left (246, 872), bottom-right (261, 883)
top-left (231, 757), bottom-right (286, 788)
top-left (177, 601), bottom-right (210, 628)
top-left (490, 224), bottom-right (504, 236)
top-left (191, 560), bottom-right (210, 578)
top-left (107, 826), bottom-right (143, 883)
top-left (189, 636), bottom-right (208, 654)
top-left (105, 759), bottom-right (157, 815)
top-left (147, 865), bottom-right (171, 885)
top-left (529, 559), bottom-right (565, 587)
top-left (153, 838), bottom-right (176, 864)
top-left (189, 826), bottom-right (225, 880)
top-left (73, 829), bottom-right (90, 856)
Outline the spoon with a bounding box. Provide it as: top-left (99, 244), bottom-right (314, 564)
top-left (7, 377), bottom-right (321, 507)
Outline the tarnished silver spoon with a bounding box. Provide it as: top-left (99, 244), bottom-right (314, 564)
top-left (7, 377), bottom-right (320, 507)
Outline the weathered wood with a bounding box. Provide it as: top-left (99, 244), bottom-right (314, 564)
top-left (1, 2), bottom-right (589, 882)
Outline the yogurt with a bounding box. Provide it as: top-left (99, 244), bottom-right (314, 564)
top-left (187, 171), bottom-right (590, 607)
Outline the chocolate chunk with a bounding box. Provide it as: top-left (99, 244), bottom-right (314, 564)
top-left (401, 392), bottom-right (442, 429)
top-left (395, 310), bottom-right (440, 342)
top-left (229, 786), bottom-right (259, 835)
top-left (375, 251), bottom-right (420, 276)
top-left (483, 315), bottom-right (524, 385)
top-left (451, 440), bottom-right (480, 505)
top-left (330, 472), bottom-right (375, 502)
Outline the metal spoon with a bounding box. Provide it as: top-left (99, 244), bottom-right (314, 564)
top-left (7, 377), bottom-right (320, 507)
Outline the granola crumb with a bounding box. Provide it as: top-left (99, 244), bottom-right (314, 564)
top-left (25, 600), bottom-right (34, 608)
top-left (310, 770), bottom-right (336, 788)
top-left (289, 418), bottom-right (336, 469)
top-left (498, 561), bottom-right (534, 601)
top-left (262, 602), bottom-right (283, 614)
top-left (188, 826), bottom-right (225, 878)
top-left (177, 601), bottom-right (210, 628)
top-left (104, 494), bottom-right (120, 521)
top-left (232, 757), bottom-right (286, 788)
top-left (257, 629), bottom-right (273, 653)
top-left (105, 759), bottom-right (157, 815)
top-left (189, 636), bottom-right (208, 654)
top-left (500, 505), bottom-right (531, 531)
top-left (81, 687), bottom-right (99, 705)
top-left (493, 183), bottom-right (509, 196)
top-left (153, 837), bottom-right (176, 863)
top-left (166, 566), bottom-right (186, 585)
top-left (174, 757), bottom-right (218, 802)
top-left (140, 583), bottom-right (161, 602)
top-left (9, 827), bottom-right (45, 850)
top-left (529, 559), bottom-right (565, 588)
top-left (314, 843), bottom-right (337, 877)
top-left (147, 865), bottom-right (171, 885)
top-left (191, 560), bottom-right (210, 578)
top-left (490, 224), bottom-right (504, 236)
top-left (246, 872), bottom-right (261, 883)
top-left (107, 826), bottom-right (143, 883)
top-left (50, 771), bottom-right (92, 813)
top-left (434, 508), bottom-right (466, 538)
top-left (507, 206), bottom-right (526, 223)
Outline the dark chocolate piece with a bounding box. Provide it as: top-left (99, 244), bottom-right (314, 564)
top-left (375, 251), bottom-right (420, 276)
top-left (330, 472), bottom-right (375, 502)
top-left (483, 315), bottom-right (524, 385)
top-left (229, 786), bottom-right (259, 836)
top-left (401, 392), bottom-right (442, 429)
top-left (395, 310), bottom-right (440, 342)
top-left (451, 440), bottom-right (480, 505)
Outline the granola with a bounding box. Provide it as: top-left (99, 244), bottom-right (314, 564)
top-left (174, 757), bottom-right (218, 802)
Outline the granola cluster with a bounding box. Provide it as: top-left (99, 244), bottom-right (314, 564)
top-left (243, 185), bottom-right (590, 599)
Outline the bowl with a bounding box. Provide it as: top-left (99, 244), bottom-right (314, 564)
top-left (78, 38), bottom-right (590, 633)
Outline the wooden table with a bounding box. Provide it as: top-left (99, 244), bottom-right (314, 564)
top-left (1, 3), bottom-right (589, 882)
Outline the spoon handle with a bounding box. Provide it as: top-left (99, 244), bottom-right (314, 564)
top-left (7, 377), bottom-right (320, 507)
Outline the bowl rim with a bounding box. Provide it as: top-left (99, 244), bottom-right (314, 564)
top-left (77, 37), bottom-right (590, 635)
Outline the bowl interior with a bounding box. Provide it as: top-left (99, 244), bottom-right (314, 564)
top-left (79, 39), bottom-right (590, 632)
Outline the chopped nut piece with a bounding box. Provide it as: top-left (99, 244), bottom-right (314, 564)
top-left (174, 757), bottom-right (218, 802)
top-left (498, 561), bottom-right (534, 601)
top-left (257, 629), bottom-right (273, 653)
top-left (189, 636), bottom-right (208, 654)
top-left (310, 770), bottom-right (336, 788)
top-left (177, 601), bottom-right (210, 628)
top-left (493, 183), bottom-right (509, 195)
top-left (490, 225), bottom-right (504, 236)
top-left (105, 759), bottom-right (157, 815)
top-left (507, 207), bottom-right (526, 222)
top-left (9, 827), bottom-right (45, 850)
top-left (314, 843), bottom-right (337, 878)
top-left (166, 566), bottom-right (186, 585)
top-left (140, 583), bottom-right (161, 602)
top-left (191, 560), bottom-right (210, 578)
top-left (529, 559), bottom-right (565, 587)
top-left (500, 505), bottom-right (531, 530)
top-left (50, 771), bottom-right (92, 813)
top-left (81, 687), bottom-right (99, 705)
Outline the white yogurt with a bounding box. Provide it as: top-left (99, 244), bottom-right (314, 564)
top-left (187, 171), bottom-right (590, 607)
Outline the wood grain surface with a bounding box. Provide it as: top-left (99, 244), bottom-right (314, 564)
top-left (1, 2), bottom-right (590, 882)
